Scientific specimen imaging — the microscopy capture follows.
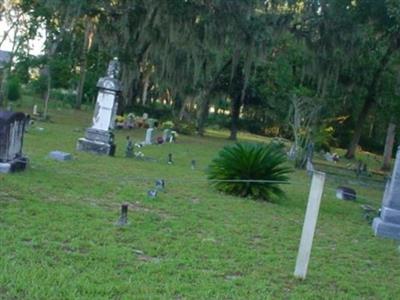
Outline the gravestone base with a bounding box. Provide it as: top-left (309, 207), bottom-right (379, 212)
top-left (372, 217), bottom-right (400, 240)
top-left (0, 157), bottom-right (28, 174)
top-left (77, 138), bottom-right (116, 156)
top-left (84, 128), bottom-right (114, 144)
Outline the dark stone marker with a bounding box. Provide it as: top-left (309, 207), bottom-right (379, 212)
top-left (372, 146), bottom-right (400, 240)
top-left (191, 159), bottom-right (196, 170)
top-left (0, 111), bottom-right (28, 173)
top-left (125, 136), bottom-right (133, 158)
top-left (116, 203), bottom-right (128, 226)
top-left (336, 186), bottom-right (357, 201)
top-left (168, 153), bottom-right (173, 165)
top-left (155, 179), bottom-right (165, 190)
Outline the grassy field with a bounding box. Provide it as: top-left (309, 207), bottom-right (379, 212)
top-left (1, 101), bottom-right (399, 299)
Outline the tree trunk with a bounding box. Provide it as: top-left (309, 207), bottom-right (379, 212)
top-left (195, 58), bottom-right (233, 135)
top-left (345, 38), bottom-right (399, 159)
top-left (382, 121), bottom-right (396, 171)
top-left (141, 72), bottom-right (150, 106)
top-left (120, 64), bottom-right (136, 112)
top-left (229, 95), bottom-right (241, 140)
top-left (43, 66), bottom-right (51, 120)
top-left (75, 18), bottom-right (92, 109)
top-left (345, 95), bottom-right (374, 159)
top-left (0, 68), bottom-right (9, 108)
top-left (196, 91), bottom-right (209, 136)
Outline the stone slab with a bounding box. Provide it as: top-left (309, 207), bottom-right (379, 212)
top-left (372, 217), bottom-right (400, 240)
top-left (77, 138), bottom-right (115, 156)
top-left (49, 151), bottom-right (72, 161)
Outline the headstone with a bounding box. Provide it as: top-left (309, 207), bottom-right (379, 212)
top-left (168, 153), bottom-right (173, 165)
top-left (49, 151), bottom-right (72, 161)
top-left (147, 190), bottom-right (157, 198)
top-left (126, 113), bottom-right (135, 129)
top-left (77, 58), bottom-right (121, 156)
top-left (372, 146), bottom-right (400, 240)
top-left (125, 136), bottom-right (133, 158)
top-left (0, 111), bottom-right (28, 173)
top-left (155, 179), bottom-right (165, 191)
top-left (145, 128), bottom-right (154, 145)
top-left (324, 152), bottom-right (334, 162)
top-left (336, 186), bottom-right (356, 201)
top-left (163, 129), bottom-right (173, 143)
top-left (33, 105), bottom-right (38, 116)
top-left (116, 203), bottom-right (128, 226)
top-left (191, 159), bottom-right (196, 170)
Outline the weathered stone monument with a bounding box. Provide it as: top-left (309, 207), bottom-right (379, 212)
top-left (163, 128), bottom-right (172, 143)
top-left (0, 111), bottom-right (28, 173)
top-left (372, 146), bottom-right (400, 240)
top-left (144, 127), bottom-right (154, 145)
top-left (77, 58), bottom-right (121, 156)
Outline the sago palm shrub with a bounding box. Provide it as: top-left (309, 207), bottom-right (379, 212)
top-left (208, 142), bottom-right (291, 201)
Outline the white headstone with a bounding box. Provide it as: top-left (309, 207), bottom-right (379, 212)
top-left (92, 91), bottom-right (118, 131)
top-left (145, 128), bottom-right (154, 145)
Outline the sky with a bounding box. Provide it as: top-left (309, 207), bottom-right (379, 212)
top-left (0, 18), bottom-right (45, 56)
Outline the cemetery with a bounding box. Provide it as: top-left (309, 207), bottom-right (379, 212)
top-left (0, 92), bottom-right (399, 298)
top-left (1, 1), bottom-right (400, 298)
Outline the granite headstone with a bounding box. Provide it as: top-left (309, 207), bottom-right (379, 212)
top-left (372, 146), bottom-right (400, 240)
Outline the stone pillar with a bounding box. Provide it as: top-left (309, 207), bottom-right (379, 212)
top-left (372, 145), bottom-right (400, 240)
top-left (0, 111), bottom-right (28, 173)
top-left (77, 58), bottom-right (121, 156)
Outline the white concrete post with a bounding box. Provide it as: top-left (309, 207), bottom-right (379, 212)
top-left (294, 171), bottom-right (326, 279)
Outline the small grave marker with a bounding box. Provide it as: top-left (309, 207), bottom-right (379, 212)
top-left (49, 151), bottom-right (72, 161)
top-left (155, 179), bottom-right (165, 191)
top-left (116, 203), bottom-right (129, 226)
top-left (125, 136), bottom-right (133, 158)
top-left (336, 186), bottom-right (356, 201)
top-left (168, 153), bottom-right (173, 165)
top-left (147, 190), bottom-right (157, 198)
top-left (294, 171), bottom-right (326, 279)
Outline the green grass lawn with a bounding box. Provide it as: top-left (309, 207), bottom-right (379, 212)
top-left (1, 102), bottom-right (399, 299)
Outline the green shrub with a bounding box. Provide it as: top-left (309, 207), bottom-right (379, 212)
top-left (174, 120), bottom-right (196, 135)
top-left (162, 121), bottom-right (175, 129)
top-left (208, 142), bottom-right (291, 201)
top-left (314, 126), bottom-right (336, 152)
top-left (6, 76), bottom-right (21, 102)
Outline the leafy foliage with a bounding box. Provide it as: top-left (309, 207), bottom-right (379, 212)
top-left (6, 76), bottom-right (21, 102)
top-left (208, 143), bottom-right (291, 201)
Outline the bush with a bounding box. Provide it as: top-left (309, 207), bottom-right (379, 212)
top-left (6, 76), bottom-right (21, 102)
top-left (174, 120), bottom-right (197, 135)
top-left (314, 126), bottom-right (335, 152)
top-left (208, 142), bottom-right (291, 201)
